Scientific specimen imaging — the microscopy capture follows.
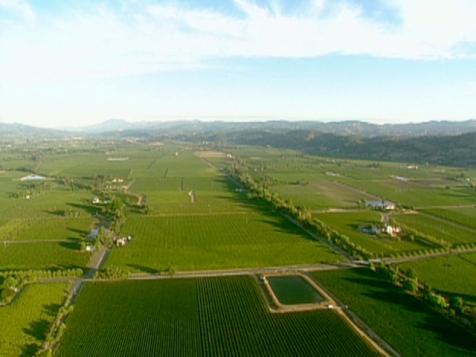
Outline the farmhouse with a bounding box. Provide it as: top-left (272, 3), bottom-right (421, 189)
top-left (383, 224), bottom-right (401, 238)
top-left (113, 235), bottom-right (132, 247)
top-left (365, 200), bottom-right (396, 211)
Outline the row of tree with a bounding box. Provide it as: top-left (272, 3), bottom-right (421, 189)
top-left (0, 268), bottom-right (83, 305)
top-left (374, 263), bottom-right (476, 330)
top-left (228, 159), bottom-right (372, 259)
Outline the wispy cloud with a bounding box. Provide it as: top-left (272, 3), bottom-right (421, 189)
top-left (1, 0), bottom-right (476, 85)
top-left (0, 0), bottom-right (34, 20)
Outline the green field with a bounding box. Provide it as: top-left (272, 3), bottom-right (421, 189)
top-left (423, 207), bottom-right (476, 230)
top-left (399, 254), bottom-right (476, 305)
top-left (268, 275), bottom-right (324, 305)
top-left (0, 218), bottom-right (93, 242)
top-left (2, 141), bottom-right (476, 356)
top-left (56, 276), bottom-right (376, 356)
top-left (0, 241), bottom-right (89, 270)
top-left (314, 211), bottom-right (430, 255)
top-left (107, 213), bottom-right (340, 272)
top-left (273, 179), bottom-right (373, 210)
top-left (0, 283), bottom-right (68, 357)
top-left (313, 268), bottom-right (476, 356)
top-left (393, 213), bottom-right (476, 245)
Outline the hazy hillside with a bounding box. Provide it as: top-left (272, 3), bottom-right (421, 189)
top-left (220, 130), bottom-right (476, 167)
top-left (83, 119), bottom-right (476, 137)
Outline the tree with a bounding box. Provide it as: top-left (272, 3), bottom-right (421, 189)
top-left (450, 296), bottom-right (464, 313)
top-left (403, 278), bottom-right (418, 293)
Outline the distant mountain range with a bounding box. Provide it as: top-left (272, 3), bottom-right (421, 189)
top-left (2, 119), bottom-right (476, 166)
top-left (3, 118), bottom-right (476, 137)
top-left (62, 118), bottom-right (476, 137)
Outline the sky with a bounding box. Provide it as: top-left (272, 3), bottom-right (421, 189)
top-left (0, 0), bottom-right (475, 128)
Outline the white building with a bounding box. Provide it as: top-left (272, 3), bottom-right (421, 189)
top-left (366, 200), bottom-right (396, 211)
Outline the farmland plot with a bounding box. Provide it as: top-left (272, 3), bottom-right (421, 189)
top-left (56, 277), bottom-right (377, 356)
top-left (399, 254), bottom-right (476, 305)
top-left (393, 213), bottom-right (476, 245)
top-left (0, 241), bottom-right (89, 270)
top-left (0, 217), bottom-right (92, 242)
top-left (423, 207), bottom-right (476, 230)
top-left (313, 268), bottom-right (476, 356)
top-left (314, 211), bottom-right (430, 255)
top-left (0, 283), bottom-right (68, 357)
top-left (107, 213), bottom-right (340, 272)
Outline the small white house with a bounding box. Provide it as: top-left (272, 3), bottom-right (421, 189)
top-left (85, 245), bottom-right (95, 252)
top-left (382, 224), bottom-right (401, 238)
top-left (366, 200), bottom-right (396, 211)
top-left (92, 197), bottom-right (101, 204)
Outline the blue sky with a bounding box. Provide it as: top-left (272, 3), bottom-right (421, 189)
top-left (0, 0), bottom-right (475, 127)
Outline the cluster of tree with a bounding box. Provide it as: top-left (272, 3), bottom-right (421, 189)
top-left (36, 300), bottom-right (74, 357)
top-left (228, 160), bottom-right (372, 259)
top-left (96, 265), bottom-right (129, 280)
top-left (374, 264), bottom-right (476, 330)
top-left (0, 269), bottom-right (83, 305)
top-left (0, 275), bottom-right (22, 305)
top-left (0, 268), bottom-right (84, 280)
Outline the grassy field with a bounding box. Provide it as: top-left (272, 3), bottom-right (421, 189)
top-left (313, 268), bottom-right (476, 356)
top-left (399, 254), bottom-right (476, 305)
top-left (314, 211), bottom-right (431, 255)
top-left (0, 217), bottom-right (93, 242)
top-left (423, 207), bottom-right (476, 230)
top-left (0, 241), bottom-right (89, 270)
top-left (233, 146), bottom-right (476, 209)
top-left (107, 213), bottom-right (341, 272)
top-left (393, 213), bottom-right (476, 245)
top-left (273, 179), bottom-right (372, 210)
top-left (268, 275), bottom-right (324, 305)
top-left (56, 276), bottom-right (377, 356)
top-left (0, 283), bottom-right (68, 357)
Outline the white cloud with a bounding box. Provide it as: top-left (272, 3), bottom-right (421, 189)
top-left (0, 0), bottom-right (34, 21)
top-left (1, 0), bottom-right (476, 85)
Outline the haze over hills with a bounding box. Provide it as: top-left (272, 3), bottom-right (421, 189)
top-left (60, 118), bottom-right (476, 137)
top-left (2, 119), bottom-right (476, 167)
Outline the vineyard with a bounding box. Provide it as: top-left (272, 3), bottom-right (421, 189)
top-left (0, 217), bottom-right (93, 242)
top-left (1, 140), bottom-right (475, 356)
top-left (399, 253), bottom-right (476, 305)
top-left (0, 283), bottom-right (69, 357)
top-left (393, 213), bottom-right (476, 244)
top-left (314, 211), bottom-right (428, 255)
top-left (313, 268), bottom-right (476, 356)
top-left (56, 276), bottom-right (377, 356)
top-left (107, 213), bottom-right (340, 272)
top-left (0, 241), bottom-right (89, 270)
top-left (422, 207), bottom-right (476, 230)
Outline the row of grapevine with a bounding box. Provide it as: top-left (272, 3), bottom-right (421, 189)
top-left (56, 277), bottom-right (376, 356)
